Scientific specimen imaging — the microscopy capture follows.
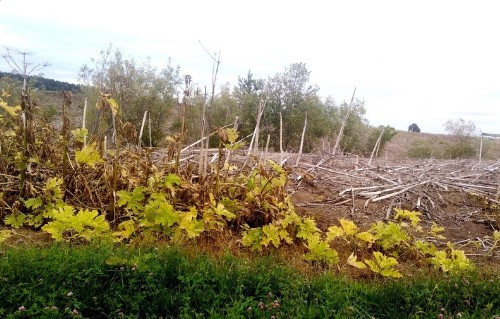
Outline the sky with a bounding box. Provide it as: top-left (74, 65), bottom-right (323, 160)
top-left (1, 0), bottom-right (499, 134)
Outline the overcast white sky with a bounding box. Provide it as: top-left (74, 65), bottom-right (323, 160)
top-left (1, 0), bottom-right (499, 134)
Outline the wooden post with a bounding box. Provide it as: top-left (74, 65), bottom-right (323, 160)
top-left (247, 99), bottom-right (266, 158)
top-left (138, 110), bottom-right (148, 148)
top-left (332, 87), bottom-right (356, 155)
top-left (82, 98), bottom-right (87, 147)
top-left (479, 134), bottom-right (483, 163)
top-left (264, 134), bottom-right (271, 162)
top-left (295, 112), bottom-right (307, 167)
top-left (104, 136), bottom-right (107, 156)
top-left (148, 113), bottom-right (152, 147)
top-left (280, 112), bottom-right (283, 165)
top-left (368, 128), bottom-right (385, 166)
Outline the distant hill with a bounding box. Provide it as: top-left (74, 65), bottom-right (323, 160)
top-left (0, 71), bottom-right (82, 93)
top-left (383, 130), bottom-right (500, 161)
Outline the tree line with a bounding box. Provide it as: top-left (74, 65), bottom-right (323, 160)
top-left (0, 71), bottom-right (82, 93)
top-left (3, 45), bottom-right (397, 156)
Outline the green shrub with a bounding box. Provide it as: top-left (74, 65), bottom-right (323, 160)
top-left (444, 142), bottom-right (476, 159)
top-left (407, 139), bottom-right (433, 158)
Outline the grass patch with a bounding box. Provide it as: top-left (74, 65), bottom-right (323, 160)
top-left (0, 244), bottom-right (498, 318)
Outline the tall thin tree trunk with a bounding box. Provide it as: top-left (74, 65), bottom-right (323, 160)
top-left (332, 87), bottom-right (356, 155)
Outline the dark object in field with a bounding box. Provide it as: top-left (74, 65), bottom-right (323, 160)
top-left (408, 123), bottom-right (421, 133)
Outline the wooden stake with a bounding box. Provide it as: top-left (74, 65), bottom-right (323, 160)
top-left (280, 112), bottom-right (283, 165)
top-left (148, 113), bottom-right (152, 147)
top-left (368, 127), bottom-right (385, 166)
top-left (295, 112), bottom-right (307, 166)
top-left (332, 87), bottom-right (356, 155)
top-left (138, 110), bottom-right (148, 148)
top-left (247, 99), bottom-right (266, 157)
top-left (83, 98), bottom-right (87, 147)
top-left (264, 134), bottom-right (271, 162)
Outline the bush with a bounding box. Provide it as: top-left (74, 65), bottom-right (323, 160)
top-left (407, 139), bottom-right (433, 158)
top-left (444, 142), bottom-right (477, 159)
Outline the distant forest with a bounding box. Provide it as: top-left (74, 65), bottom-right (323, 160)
top-left (0, 71), bottom-right (82, 92)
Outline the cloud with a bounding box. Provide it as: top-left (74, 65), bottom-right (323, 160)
top-left (1, 0), bottom-right (499, 134)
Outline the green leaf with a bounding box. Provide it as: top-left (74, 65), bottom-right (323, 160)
top-left (326, 225), bottom-right (344, 242)
top-left (356, 231), bottom-right (375, 243)
top-left (431, 222), bottom-right (445, 234)
top-left (213, 202), bottom-right (236, 221)
top-left (241, 226), bottom-right (264, 251)
top-left (261, 224), bottom-right (281, 248)
top-left (339, 218), bottom-right (358, 235)
top-left (297, 217), bottom-right (319, 240)
top-left (4, 213), bottom-right (26, 228)
top-left (370, 221), bottom-right (409, 251)
top-left (25, 197), bottom-right (43, 210)
top-left (116, 187), bottom-right (145, 214)
top-left (144, 193), bottom-right (180, 228)
top-left (281, 210), bottom-right (302, 228)
top-left (178, 207), bottom-right (204, 239)
top-left (164, 173), bottom-right (182, 197)
top-left (42, 206), bottom-right (110, 242)
top-left (304, 233), bottom-right (339, 266)
top-left (394, 208), bottom-right (421, 227)
top-left (44, 177), bottom-right (64, 202)
top-left (414, 240), bottom-right (437, 255)
top-left (365, 251), bottom-right (402, 278)
top-left (226, 128), bottom-right (239, 144)
top-left (75, 142), bottom-right (103, 168)
top-left (429, 245), bottom-right (473, 273)
top-left (71, 128), bottom-right (88, 143)
top-left (113, 220), bottom-right (137, 241)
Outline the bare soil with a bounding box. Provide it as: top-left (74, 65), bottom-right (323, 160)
top-left (281, 131), bottom-right (500, 267)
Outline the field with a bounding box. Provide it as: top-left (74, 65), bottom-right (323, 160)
top-left (287, 131), bottom-right (500, 268)
top-left (1, 94), bottom-right (499, 318)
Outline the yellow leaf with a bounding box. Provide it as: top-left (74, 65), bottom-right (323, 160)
top-left (1, 89), bottom-right (11, 98)
top-left (339, 218), bottom-right (358, 235)
top-left (356, 231), bottom-right (375, 243)
top-left (493, 230), bottom-right (500, 241)
top-left (326, 225), bottom-right (344, 242)
top-left (431, 222), bottom-right (445, 234)
top-left (108, 98), bottom-right (119, 116)
top-left (75, 142), bottom-right (103, 168)
top-left (347, 252), bottom-right (366, 269)
top-left (394, 208), bottom-right (421, 227)
top-left (113, 220), bottom-right (136, 241)
top-left (0, 100), bottom-right (21, 117)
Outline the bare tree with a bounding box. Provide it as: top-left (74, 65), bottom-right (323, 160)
top-left (2, 47), bottom-right (50, 91)
top-left (198, 41), bottom-right (221, 176)
top-left (2, 48), bottom-right (50, 196)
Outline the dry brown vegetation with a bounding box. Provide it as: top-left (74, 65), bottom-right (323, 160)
top-left (275, 131), bottom-right (500, 268)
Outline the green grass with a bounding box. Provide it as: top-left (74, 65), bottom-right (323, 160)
top-left (0, 244), bottom-right (498, 318)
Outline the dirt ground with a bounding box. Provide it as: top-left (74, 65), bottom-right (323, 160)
top-left (281, 133), bottom-right (500, 267)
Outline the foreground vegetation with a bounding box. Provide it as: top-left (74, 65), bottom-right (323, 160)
top-left (0, 244), bottom-right (499, 319)
top-left (1, 47), bottom-right (499, 318)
